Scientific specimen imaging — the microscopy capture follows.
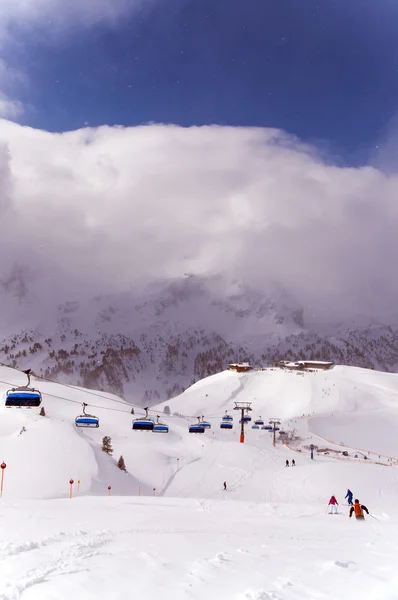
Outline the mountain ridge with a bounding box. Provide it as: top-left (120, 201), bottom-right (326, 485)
top-left (1, 270), bottom-right (398, 404)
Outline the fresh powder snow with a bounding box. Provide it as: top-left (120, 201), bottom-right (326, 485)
top-left (0, 364), bottom-right (397, 599)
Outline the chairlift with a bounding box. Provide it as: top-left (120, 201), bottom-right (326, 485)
top-left (189, 417), bottom-right (205, 434)
top-left (153, 415), bottom-right (169, 433)
top-left (252, 424), bottom-right (260, 429)
top-left (222, 411), bottom-right (233, 422)
top-left (5, 369), bottom-right (42, 408)
top-left (133, 407), bottom-right (154, 431)
top-left (75, 403), bottom-right (99, 428)
top-left (200, 415), bottom-right (211, 429)
top-left (262, 425), bottom-right (273, 430)
top-left (220, 421), bottom-right (233, 430)
top-left (254, 416), bottom-right (264, 426)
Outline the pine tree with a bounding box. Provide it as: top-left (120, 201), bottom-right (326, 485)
top-left (39, 406), bottom-right (46, 417)
top-left (164, 405), bottom-right (170, 415)
top-left (102, 436), bottom-right (113, 455)
top-left (117, 455), bottom-right (127, 472)
top-left (131, 408), bottom-right (135, 414)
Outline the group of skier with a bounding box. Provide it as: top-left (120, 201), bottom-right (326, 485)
top-left (328, 489), bottom-right (370, 520)
top-left (285, 459), bottom-right (295, 467)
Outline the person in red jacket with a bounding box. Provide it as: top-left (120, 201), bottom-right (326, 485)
top-left (328, 495), bottom-right (339, 514)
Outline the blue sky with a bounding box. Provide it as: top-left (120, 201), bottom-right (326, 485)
top-left (1, 0), bottom-right (398, 163)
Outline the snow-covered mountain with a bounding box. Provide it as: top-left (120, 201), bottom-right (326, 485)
top-left (1, 363), bottom-right (398, 599)
top-left (1, 267), bottom-right (398, 405)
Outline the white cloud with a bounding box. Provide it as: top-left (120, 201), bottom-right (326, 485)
top-left (0, 120), bottom-right (397, 322)
top-left (0, 0), bottom-right (149, 35)
top-left (0, 94), bottom-right (24, 119)
top-left (0, 60), bottom-right (26, 121)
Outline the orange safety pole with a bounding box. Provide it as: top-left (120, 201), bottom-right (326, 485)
top-left (0, 462), bottom-right (6, 498)
top-left (69, 479), bottom-right (74, 499)
top-left (108, 486), bottom-right (111, 496)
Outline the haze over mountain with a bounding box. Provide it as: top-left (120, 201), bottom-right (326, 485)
top-left (1, 119), bottom-right (398, 322)
top-left (1, 261), bottom-right (398, 404)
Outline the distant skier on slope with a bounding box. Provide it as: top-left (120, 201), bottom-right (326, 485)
top-left (345, 489), bottom-right (353, 506)
top-left (223, 481), bottom-right (227, 491)
top-left (292, 459), bottom-right (296, 466)
top-left (328, 495), bottom-right (339, 514)
top-left (349, 499), bottom-right (369, 520)
top-left (286, 460), bottom-right (289, 467)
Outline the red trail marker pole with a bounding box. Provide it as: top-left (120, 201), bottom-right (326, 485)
top-left (108, 485), bottom-right (111, 496)
top-left (153, 488), bottom-right (156, 496)
top-left (0, 462), bottom-right (6, 498)
top-left (69, 479), bottom-right (74, 499)
top-left (77, 480), bottom-right (80, 492)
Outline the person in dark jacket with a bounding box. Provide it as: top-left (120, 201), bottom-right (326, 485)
top-left (286, 460), bottom-right (289, 467)
top-left (223, 481), bottom-right (227, 490)
top-left (345, 489), bottom-right (353, 505)
top-left (349, 499), bottom-right (369, 520)
top-left (292, 459), bottom-right (296, 466)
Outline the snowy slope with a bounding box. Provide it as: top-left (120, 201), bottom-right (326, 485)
top-left (1, 496), bottom-right (396, 600)
top-left (1, 364), bottom-right (398, 504)
top-left (1, 364), bottom-right (398, 598)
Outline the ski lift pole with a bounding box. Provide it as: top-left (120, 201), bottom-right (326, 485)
top-left (310, 444), bottom-right (315, 460)
top-left (0, 462), bottom-right (6, 498)
top-left (269, 419), bottom-right (281, 447)
top-left (234, 402), bottom-right (252, 444)
top-left (240, 408), bottom-right (245, 443)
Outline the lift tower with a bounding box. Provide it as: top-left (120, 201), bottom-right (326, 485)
top-left (269, 418), bottom-right (281, 447)
top-left (234, 402), bottom-right (252, 443)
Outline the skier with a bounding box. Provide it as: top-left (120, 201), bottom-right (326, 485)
top-left (349, 499), bottom-right (369, 520)
top-left (286, 460), bottom-right (289, 467)
top-left (292, 459), bottom-right (296, 466)
top-left (223, 481), bottom-right (227, 491)
top-left (328, 495), bottom-right (339, 514)
top-left (345, 488), bottom-right (353, 506)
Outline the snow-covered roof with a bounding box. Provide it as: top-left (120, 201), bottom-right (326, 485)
top-left (279, 360), bottom-right (334, 368)
top-left (298, 360), bottom-right (334, 365)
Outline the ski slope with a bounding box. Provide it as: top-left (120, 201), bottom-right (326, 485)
top-left (0, 364), bottom-right (398, 599)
